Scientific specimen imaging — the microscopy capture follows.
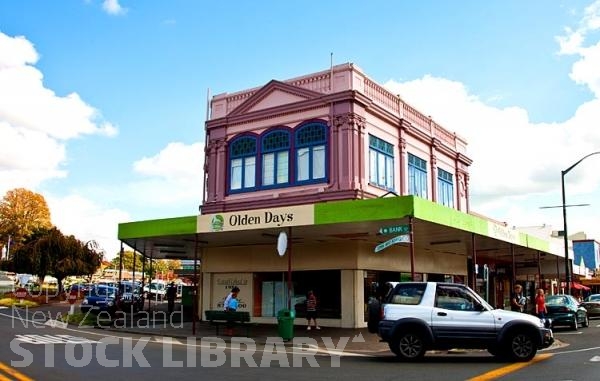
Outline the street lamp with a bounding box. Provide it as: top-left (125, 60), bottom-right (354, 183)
top-left (561, 151), bottom-right (600, 295)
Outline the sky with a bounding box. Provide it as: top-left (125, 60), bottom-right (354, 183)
top-left (1, 0), bottom-right (600, 260)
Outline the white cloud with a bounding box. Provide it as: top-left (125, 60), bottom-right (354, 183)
top-left (0, 32), bottom-right (118, 196)
top-left (47, 194), bottom-right (130, 260)
top-left (557, 0), bottom-right (600, 97)
top-left (129, 142), bottom-right (205, 213)
top-left (382, 0), bottom-right (600, 242)
top-left (0, 31), bottom-right (123, 258)
top-left (102, 0), bottom-right (127, 16)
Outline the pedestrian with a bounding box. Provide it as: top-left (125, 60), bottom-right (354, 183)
top-left (306, 290), bottom-right (320, 330)
top-left (166, 281), bottom-right (177, 314)
top-left (534, 288), bottom-right (547, 319)
top-left (223, 286), bottom-right (240, 311)
top-left (510, 284), bottom-right (526, 312)
top-left (228, 293), bottom-right (239, 311)
top-left (223, 286), bottom-right (240, 336)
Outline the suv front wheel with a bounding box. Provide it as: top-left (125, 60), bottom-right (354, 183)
top-left (389, 331), bottom-right (426, 361)
top-left (504, 331), bottom-right (537, 362)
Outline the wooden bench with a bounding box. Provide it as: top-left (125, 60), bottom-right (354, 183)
top-left (204, 310), bottom-right (252, 336)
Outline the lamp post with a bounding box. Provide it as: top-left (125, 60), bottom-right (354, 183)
top-left (561, 151), bottom-right (600, 295)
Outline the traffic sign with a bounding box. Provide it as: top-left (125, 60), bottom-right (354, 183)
top-left (379, 224), bottom-right (410, 235)
top-left (15, 288), bottom-right (27, 299)
top-left (374, 234), bottom-right (410, 253)
top-left (68, 291), bottom-right (78, 305)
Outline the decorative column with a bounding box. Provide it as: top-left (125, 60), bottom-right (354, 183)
top-left (430, 141), bottom-right (438, 202)
top-left (333, 112), bottom-right (366, 191)
top-left (213, 138), bottom-right (227, 202)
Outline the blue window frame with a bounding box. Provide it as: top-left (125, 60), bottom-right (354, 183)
top-left (229, 136), bottom-right (257, 192)
top-left (437, 168), bottom-right (454, 207)
top-left (369, 135), bottom-right (394, 190)
top-left (261, 130), bottom-right (290, 187)
top-left (295, 122), bottom-right (327, 184)
top-left (408, 153), bottom-right (427, 198)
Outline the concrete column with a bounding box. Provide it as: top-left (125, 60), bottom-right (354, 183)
top-left (340, 269), bottom-right (365, 328)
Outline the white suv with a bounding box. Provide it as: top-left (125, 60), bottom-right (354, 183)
top-left (368, 282), bottom-right (554, 361)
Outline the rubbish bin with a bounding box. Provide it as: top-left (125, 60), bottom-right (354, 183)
top-left (277, 309), bottom-right (295, 340)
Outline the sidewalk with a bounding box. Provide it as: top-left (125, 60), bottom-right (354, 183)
top-left (38, 301), bottom-right (389, 354)
top-left (34, 301), bottom-right (565, 355)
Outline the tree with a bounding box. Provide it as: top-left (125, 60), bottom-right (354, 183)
top-left (12, 227), bottom-right (102, 294)
top-left (109, 250), bottom-right (144, 272)
top-left (0, 188), bottom-right (52, 250)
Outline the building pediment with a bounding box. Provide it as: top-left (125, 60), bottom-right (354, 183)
top-left (228, 80), bottom-right (322, 116)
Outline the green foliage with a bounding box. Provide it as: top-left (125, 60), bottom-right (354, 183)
top-left (60, 312), bottom-right (98, 326)
top-left (109, 250), bottom-right (144, 272)
top-left (12, 227), bottom-right (102, 292)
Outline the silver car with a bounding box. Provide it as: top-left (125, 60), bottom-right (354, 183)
top-left (581, 294), bottom-right (600, 317)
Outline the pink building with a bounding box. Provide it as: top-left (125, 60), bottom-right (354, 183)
top-left (202, 63), bottom-right (472, 215)
top-left (119, 63), bottom-right (565, 327)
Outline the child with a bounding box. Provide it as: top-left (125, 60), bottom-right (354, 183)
top-left (306, 290), bottom-right (320, 330)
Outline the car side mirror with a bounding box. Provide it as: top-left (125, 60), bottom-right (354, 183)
top-left (474, 302), bottom-right (486, 312)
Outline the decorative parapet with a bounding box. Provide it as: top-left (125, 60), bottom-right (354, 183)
top-left (210, 63), bottom-right (466, 153)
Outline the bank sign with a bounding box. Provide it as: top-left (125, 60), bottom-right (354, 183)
top-left (197, 205), bottom-right (314, 233)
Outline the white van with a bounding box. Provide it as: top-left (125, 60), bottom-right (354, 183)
top-left (143, 280), bottom-right (167, 300)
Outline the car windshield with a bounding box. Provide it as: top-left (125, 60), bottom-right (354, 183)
top-left (546, 296), bottom-right (569, 306)
top-left (93, 286), bottom-right (116, 297)
top-left (585, 294), bottom-right (600, 302)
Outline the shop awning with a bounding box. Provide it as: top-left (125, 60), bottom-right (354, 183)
top-left (571, 282), bottom-right (591, 291)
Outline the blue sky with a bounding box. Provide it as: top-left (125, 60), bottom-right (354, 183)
top-left (1, 0), bottom-right (600, 259)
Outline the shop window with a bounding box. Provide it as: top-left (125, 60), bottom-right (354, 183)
top-left (408, 153), bottom-right (427, 198)
top-left (254, 270), bottom-right (340, 319)
top-left (368, 135), bottom-right (394, 190)
top-left (261, 129), bottom-right (290, 187)
top-left (229, 135), bottom-right (257, 192)
top-left (437, 168), bottom-right (454, 207)
top-left (295, 122), bottom-right (328, 184)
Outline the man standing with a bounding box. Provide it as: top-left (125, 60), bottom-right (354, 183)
top-left (166, 282), bottom-right (177, 315)
top-left (510, 284), bottom-right (526, 312)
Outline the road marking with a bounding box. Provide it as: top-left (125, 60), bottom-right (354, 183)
top-left (590, 356), bottom-right (600, 362)
top-left (466, 353), bottom-right (552, 381)
top-left (0, 361), bottom-right (33, 381)
top-left (15, 334), bottom-right (98, 345)
top-left (153, 337), bottom-right (183, 345)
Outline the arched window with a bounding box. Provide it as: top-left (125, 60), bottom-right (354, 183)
top-left (295, 122), bottom-right (327, 183)
top-left (229, 136), bottom-right (257, 192)
top-left (261, 130), bottom-right (290, 187)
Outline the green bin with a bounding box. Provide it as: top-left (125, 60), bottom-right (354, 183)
top-left (277, 309), bottom-right (295, 340)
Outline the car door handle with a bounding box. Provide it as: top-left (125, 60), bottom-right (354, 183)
top-left (437, 312), bottom-right (447, 316)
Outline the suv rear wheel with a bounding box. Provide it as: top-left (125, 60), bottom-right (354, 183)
top-left (389, 331), bottom-right (426, 361)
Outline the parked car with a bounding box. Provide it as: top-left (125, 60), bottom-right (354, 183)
top-left (368, 282), bottom-right (553, 362)
top-left (143, 280), bottom-right (167, 300)
top-left (118, 281), bottom-right (144, 313)
top-left (67, 283), bottom-right (92, 295)
top-left (545, 294), bottom-right (589, 330)
top-left (0, 273), bottom-right (14, 294)
top-left (580, 294), bottom-right (600, 317)
top-left (81, 285), bottom-right (118, 315)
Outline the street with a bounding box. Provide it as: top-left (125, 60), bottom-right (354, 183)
top-left (1, 306), bottom-right (600, 380)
